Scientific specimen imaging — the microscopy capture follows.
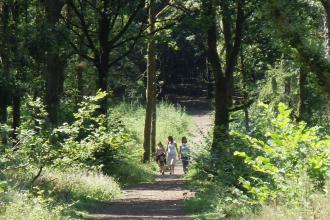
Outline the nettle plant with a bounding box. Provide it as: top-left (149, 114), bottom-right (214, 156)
top-left (234, 103), bottom-right (330, 205)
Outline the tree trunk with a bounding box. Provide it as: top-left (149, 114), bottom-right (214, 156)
top-left (243, 106), bottom-right (249, 131)
top-left (297, 69), bottom-right (307, 122)
top-left (96, 0), bottom-right (111, 115)
top-left (44, 0), bottom-right (66, 126)
top-left (241, 53), bottom-right (249, 132)
top-left (96, 61), bottom-right (109, 114)
top-left (271, 77), bottom-right (277, 94)
top-left (45, 54), bottom-right (65, 126)
top-left (0, 102), bottom-right (8, 145)
top-left (0, 104), bottom-right (7, 124)
top-left (206, 58), bottom-right (214, 98)
top-left (323, 0), bottom-right (330, 55)
top-left (284, 77), bottom-right (291, 94)
top-left (205, 3), bottom-right (229, 148)
top-left (71, 5), bottom-right (84, 104)
top-left (0, 3), bottom-right (10, 144)
top-left (206, 0), bottom-right (245, 151)
top-left (284, 76), bottom-right (292, 107)
top-left (12, 94), bottom-right (20, 144)
top-left (77, 57), bottom-right (84, 103)
top-left (150, 0), bottom-right (157, 156)
top-left (151, 105), bottom-right (156, 155)
top-left (143, 0), bottom-right (156, 162)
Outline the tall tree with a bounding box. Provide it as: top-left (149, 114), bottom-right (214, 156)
top-left (65, 0), bottom-right (146, 114)
top-left (321, 0), bottom-right (330, 55)
top-left (142, 0), bottom-right (186, 161)
top-left (204, 0), bottom-right (247, 149)
top-left (267, 0), bottom-right (330, 95)
top-left (143, 0), bottom-right (156, 162)
top-left (43, 0), bottom-right (67, 126)
top-left (0, 2), bottom-right (11, 144)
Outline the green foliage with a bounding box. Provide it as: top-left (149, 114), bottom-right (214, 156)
top-left (0, 92), bottom-right (142, 218)
top-left (188, 103), bottom-right (330, 219)
top-left (2, 91), bottom-right (111, 173)
top-left (235, 103), bottom-right (330, 205)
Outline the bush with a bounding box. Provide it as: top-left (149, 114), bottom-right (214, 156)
top-left (235, 103), bottom-right (330, 205)
top-left (187, 103), bottom-right (330, 219)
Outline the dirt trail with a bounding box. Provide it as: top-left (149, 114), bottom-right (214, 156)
top-left (88, 96), bottom-right (212, 220)
top-left (177, 96), bottom-right (213, 146)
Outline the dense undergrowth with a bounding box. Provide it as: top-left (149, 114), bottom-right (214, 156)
top-left (0, 92), bottom-right (192, 219)
top-left (187, 103), bottom-right (330, 219)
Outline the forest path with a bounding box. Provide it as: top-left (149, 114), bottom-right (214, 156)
top-left (176, 96), bottom-right (213, 146)
top-left (87, 96), bottom-right (212, 220)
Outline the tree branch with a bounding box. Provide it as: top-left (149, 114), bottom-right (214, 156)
top-left (108, 0), bottom-right (145, 48)
top-left (229, 96), bottom-right (256, 112)
top-left (68, 0), bottom-right (99, 58)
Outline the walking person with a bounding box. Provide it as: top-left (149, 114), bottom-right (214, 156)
top-left (156, 142), bottom-right (166, 175)
top-left (179, 137), bottom-right (190, 174)
top-left (166, 136), bottom-right (178, 175)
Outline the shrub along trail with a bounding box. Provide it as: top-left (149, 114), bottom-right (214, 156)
top-left (88, 96), bottom-right (212, 219)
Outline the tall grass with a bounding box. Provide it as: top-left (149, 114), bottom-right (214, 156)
top-left (1, 167), bottom-right (122, 219)
top-left (0, 190), bottom-right (67, 220)
top-left (243, 180), bottom-right (330, 220)
top-left (39, 168), bottom-right (122, 201)
top-left (111, 101), bottom-right (193, 145)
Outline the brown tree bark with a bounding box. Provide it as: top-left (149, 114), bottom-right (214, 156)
top-left (322, 0), bottom-right (330, 55)
top-left (76, 57), bottom-right (84, 102)
top-left (297, 69), bottom-right (307, 122)
top-left (271, 77), bottom-right (277, 94)
top-left (143, 0), bottom-right (156, 162)
top-left (241, 53), bottom-right (250, 132)
top-left (12, 94), bottom-right (20, 143)
top-left (205, 0), bottom-right (245, 150)
top-left (11, 1), bottom-right (21, 145)
top-left (44, 0), bottom-right (67, 126)
top-left (151, 103), bottom-right (156, 155)
top-left (96, 0), bottom-right (111, 114)
top-left (206, 11), bottom-right (228, 145)
top-left (0, 2), bottom-right (10, 144)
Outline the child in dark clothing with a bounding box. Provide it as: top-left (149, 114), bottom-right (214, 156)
top-left (179, 137), bottom-right (190, 174)
top-left (156, 142), bottom-right (166, 175)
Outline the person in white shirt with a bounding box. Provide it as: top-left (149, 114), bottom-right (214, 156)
top-left (166, 136), bottom-right (178, 175)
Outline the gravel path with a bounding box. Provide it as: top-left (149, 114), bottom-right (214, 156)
top-left (88, 96), bottom-right (212, 220)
